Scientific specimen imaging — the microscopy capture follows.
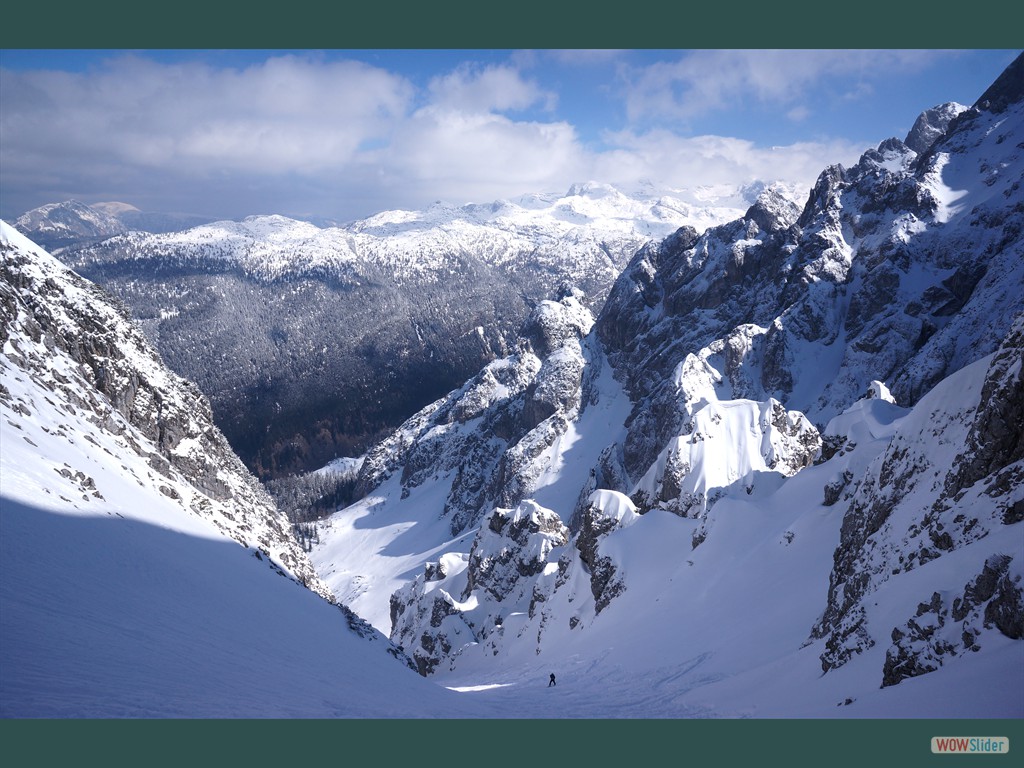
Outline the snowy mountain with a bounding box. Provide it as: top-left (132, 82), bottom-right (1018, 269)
top-left (0, 220), bottom-right (503, 717)
top-left (308, 54), bottom-right (1024, 717)
top-left (14, 200), bottom-right (128, 252)
top-left (47, 182), bottom-right (757, 477)
top-left (15, 200), bottom-right (214, 251)
top-left (4, 55), bottom-right (1021, 723)
top-left (14, 214), bottom-right (1009, 721)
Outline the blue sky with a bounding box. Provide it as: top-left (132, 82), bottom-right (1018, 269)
top-left (0, 49), bottom-right (1018, 222)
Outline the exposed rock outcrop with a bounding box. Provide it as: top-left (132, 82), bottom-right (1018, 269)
top-left (355, 289), bottom-right (596, 536)
top-left (882, 555), bottom-right (1023, 687)
top-left (812, 314), bottom-right (1023, 679)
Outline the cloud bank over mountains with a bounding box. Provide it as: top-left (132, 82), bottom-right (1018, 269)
top-left (2, 49), bottom-right (1013, 222)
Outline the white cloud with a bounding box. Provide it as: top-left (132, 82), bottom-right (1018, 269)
top-left (1, 53), bottom-right (414, 177)
top-left (787, 105), bottom-right (811, 122)
top-left (427, 63), bottom-right (556, 114)
top-left (619, 49), bottom-right (949, 124)
top-left (591, 128), bottom-right (865, 198)
top-left (366, 116), bottom-right (863, 212)
top-left (365, 107), bottom-right (587, 204)
top-left (0, 51), bottom-right (885, 220)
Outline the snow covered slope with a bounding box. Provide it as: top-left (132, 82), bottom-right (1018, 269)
top-left (0, 221), bottom-right (322, 590)
top-left (0, 222), bottom-right (489, 717)
top-left (308, 324), bottom-right (1021, 717)
top-left (309, 55), bottom-right (1024, 717)
top-left (9, 215), bottom-right (1012, 719)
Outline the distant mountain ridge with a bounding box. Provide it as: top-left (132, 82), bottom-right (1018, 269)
top-left (15, 200), bottom-right (215, 251)
top-left (54, 180), bottom-right (761, 286)
top-left (40, 181), bottom-right (764, 477)
top-left (14, 199), bottom-right (128, 251)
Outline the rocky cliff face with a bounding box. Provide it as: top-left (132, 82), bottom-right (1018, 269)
top-left (0, 221), bottom-right (330, 599)
top-left (370, 277), bottom-right (831, 670)
top-left (812, 314), bottom-right (1023, 684)
top-left (354, 286), bottom-right (596, 537)
top-left (390, 498), bottom-right (571, 675)
top-left (903, 102), bottom-right (969, 154)
top-left (881, 553), bottom-right (1022, 688)
top-left (389, 490), bottom-right (641, 675)
top-left (596, 88), bottom-right (1023, 487)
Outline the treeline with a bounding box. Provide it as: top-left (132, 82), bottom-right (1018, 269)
top-left (265, 468), bottom-right (361, 551)
top-left (266, 467), bottom-right (359, 523)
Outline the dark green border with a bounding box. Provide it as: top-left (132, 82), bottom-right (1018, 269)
top-left (2, 0), bottom-right (1021, 763)
top-left (3, 719), bottom-right (1024, 766)
top-left (0, 0), bottom-right (1020, 48)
